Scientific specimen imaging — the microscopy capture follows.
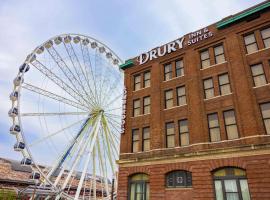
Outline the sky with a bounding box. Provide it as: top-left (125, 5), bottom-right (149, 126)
top-left (0, 0), bottom-right (265, 162)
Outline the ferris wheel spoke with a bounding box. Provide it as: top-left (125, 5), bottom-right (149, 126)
top-left (31, 59), bottom-right (90, 109)
top-left (100, 63), bottom-right (122, 107)
top-left (41, 117), bottom-right (91, 183)
top-left (11, 34), bottom-right (123, 199)
top-left (46, 46), bottom-right (94, 108)
top-left (104, 92), bottom-right (123, 109)
top-left (106, 120), bottom-right (122, 142)
top-left (22, 83), bottom-right (88, 111)
top-left (80, 43), bottom-right (99, 106)
top-left (103, 135), bottom-right (118, 175)
top-left (21, 111), bottom-right (88, 117)
top-left (102, 117), bottom-right (118, 169)
top-left (60, 115), bottom-right (101, 197)
top-left (103, 122), bottom-right (120, 157)
top-left (29, 118), bottom-right (86, 147)
top-left (105, 115), bottom-right (122, 127)
top-left (63, 42), bottom-right (97, 107)
top-left (105, 113), bottom-right (122, 119)
top-left (101, 82), bottom-right (121, 107)
top-left (80, 42), bottom-right (97, 95)
top-left (93, 49), bottom-right (102, 105)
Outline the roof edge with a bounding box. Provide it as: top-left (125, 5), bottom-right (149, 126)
top-left (119, 59), bottom-right (134, 70)
top-left (216, 1), bottom-right (270, 29)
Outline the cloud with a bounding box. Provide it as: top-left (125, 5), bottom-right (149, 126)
top-left (0, 0), bottom-right (265, 167)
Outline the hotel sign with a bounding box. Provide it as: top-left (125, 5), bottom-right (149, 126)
top-left (138, 27), bottom-right (213, 65)
top-left (120, 87), bottom-right (127, 134)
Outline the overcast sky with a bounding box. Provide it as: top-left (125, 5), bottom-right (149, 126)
top-left (0, 0), bottom-right (265, 161)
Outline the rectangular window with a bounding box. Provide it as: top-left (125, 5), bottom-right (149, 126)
top-left (176, 60), bottom-right (184, 77)
top-left (200, 49), bottom-right (210, 69)
top-left (260, 102), bottom-right (270, 135)
top-left (144, 71), bottom-right (151, 88)
top-left (214, 45), bottom-right (225, 64)
top-left (143, 127), bottom-right (150, 151)
top-left (218, 73), bottom-right (231, 95)
top-left (244, 33), bottom-right (258, 54)
top-left (250, 63), bottom-right (267, 87)
top-left (177, 86), bottom-right (186, 106)
top-left (133, 99), bottom-right (140, 117)
top-left (166, 122), bottom-right (175, 148)
top-left (134, 75), bottom-right (141, 91)
top-left (132, 129), bottom-right (139, 153)
top-left (203, 78), bottom-right (214, 99)
top-left (179, 119), bottom-right (189, 146)
top-left (165, 89), bottom-right (173, 109)
top-left (224, 110), bottom-right (239, 140)
top-left (164, 63), bottom-right (172, 81)
top-left (261, 27), bottom-right (270, 48)
top-left (143, 96), bottom-right (150, 114)
top-left (208, 113), bottom-right (221, 142)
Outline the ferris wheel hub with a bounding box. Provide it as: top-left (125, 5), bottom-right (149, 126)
top-left (9, 33), bottom-right (122, 199)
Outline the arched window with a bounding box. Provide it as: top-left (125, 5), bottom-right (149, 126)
top-left (166, 170), bottom-right (192, 188)
top-left (213, 167), bottom-right (251, 200)
top-left (128, 173), bottom-right (149, 200)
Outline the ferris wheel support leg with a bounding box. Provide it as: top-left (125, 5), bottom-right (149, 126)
top-left (56, 114), bottom-right (102, 200)
top-left (45, 116), bottom-right (90, 183)
top-left (93, 148), bottom-right (97, 200)
top-left (74, 137), bottom-right (95, 199)
top-left (74, 114), bottom-right (102, 200)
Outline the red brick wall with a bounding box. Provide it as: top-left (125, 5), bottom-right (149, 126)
top-left (118, 154), bottom-right (270, 200)
top-left (120, 5), bottom-right (270, 154)
top-left (119, 3), bottom-right (270, 200)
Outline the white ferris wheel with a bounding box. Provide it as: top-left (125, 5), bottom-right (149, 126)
top-left (9, 34), bottom-right (123, 200)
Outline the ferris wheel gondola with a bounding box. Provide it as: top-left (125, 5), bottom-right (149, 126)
top-left (9, 33), bottom-right (123, 199)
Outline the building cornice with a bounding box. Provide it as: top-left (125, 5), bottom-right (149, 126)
top-left (118, 142), bottom-right (270, 167)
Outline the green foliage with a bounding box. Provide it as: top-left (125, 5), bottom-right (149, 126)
top-left (0, 189), bottom-right (17, 200)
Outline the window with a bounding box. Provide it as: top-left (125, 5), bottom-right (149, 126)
top-left (261, 27), bottom-right (270, 48)
top-left (129, 174), bottom-right (149, 200)
top-left (143, 127), bottom-right (150, 151)
top-left (176, 60), bottom-right (184, 77)
top-left (203, 78), bottom-right (214, 99)
top-left (208, 113), bottom-right (221, 142)
top-left (214, 45), bottom-right (225, 64)
top-left (143, 71), bottom-right (151, 88)
top-left (200, 49), bottom-right (210, 69)
top-left (133, 99), bottom-right (140, 117)
top-left (244, 33), bottom-right (258, 54)
top-left (132, 129), bottom-right (139, 153)
top-left (143, 96), bottom-right (150, 114)
top-left (134, 75), bottom-right (141, 91)
top-left (177, 86), bottom-right (186, 106)
top-left (165, 89), bottom-right (173, 109)
top-left (260, 102), bottom-right (270, 135)
top-left (218, 73), bottom-right (231, 95)
top-left (179, 119), bottom-right (189, 146)
top-left (166, 171), bottom-right (192, 188)
top-left (166, 122), bottom-right (175, 148)
top-left (250, 63), bottom-right (267, 87)
top-left (224, 110), bottom-right (239, 140)
top-left (164, 63), bottom-right (172, 81)
top-left (213, 167), bottom-right (251, 200)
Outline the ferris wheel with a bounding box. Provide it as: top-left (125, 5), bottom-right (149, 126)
top-left (9, 34), bottom-right (123, 199)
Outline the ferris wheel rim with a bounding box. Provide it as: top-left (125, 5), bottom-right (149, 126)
top-left (26, 33), bottom-right (123, 66)
top-left (10, 33), bottom-right (123, 199)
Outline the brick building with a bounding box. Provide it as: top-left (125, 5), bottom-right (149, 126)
top-left (118, 1), bottom-right (270, 200)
